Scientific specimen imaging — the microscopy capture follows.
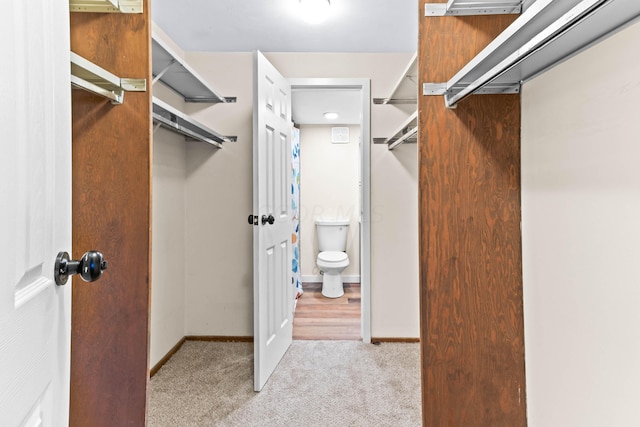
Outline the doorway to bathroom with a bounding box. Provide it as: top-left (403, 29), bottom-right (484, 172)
top-left (289, 78), bottom-right (371, 343)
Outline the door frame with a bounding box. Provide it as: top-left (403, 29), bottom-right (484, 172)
top-left (288, 78), bottom-right (371, 343)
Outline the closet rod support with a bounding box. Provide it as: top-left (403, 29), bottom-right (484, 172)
top-left (423, 82), bottom-right (520, 95)
top-left (423, 81), bottom-right (520, 108)
top-left (121, 78), bottom-right (147, 92)
top-left (69, 0), bottom-right (143, 13)
top-left (117, 0), bottom-right (142, 13)
top-left (422, 83), bottom-right (447, 96)
top-left (425, 1), bottom-right (521, 17)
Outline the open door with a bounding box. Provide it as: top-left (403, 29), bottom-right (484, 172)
top-left (0, 0), bottom-right (72, 424)
top-left (252, 51), bottom-right (294, 391)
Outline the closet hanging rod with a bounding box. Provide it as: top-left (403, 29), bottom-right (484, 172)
top-left (373, 111), bottom-right (418, 150)
top-left (151, 35), bottom-right (234, 104)
top-left (373, 98), bottom-right (416, 105)
top-left (152, 97), bottom-right (236, 147)
top-left (153, 114), bottom-right (223, 149)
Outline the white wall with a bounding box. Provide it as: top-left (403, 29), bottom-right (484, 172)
top-left (150, 24), bottom-right (189, 366)
top-left (183, 53), bottom-right (254, 336)
top-left (370, 135), bottom-right (418, 338)
top-left (522, 21), bottom-right (640, 427)
top-left (150, 129), bottom-right (187, 367)
top-left (299, 125), bottom-right (360, 281)
top-left (181, 51), bottom-right (420, 338)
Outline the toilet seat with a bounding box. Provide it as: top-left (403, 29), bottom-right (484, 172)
top-left (317, 251), bottom-right (349, 267)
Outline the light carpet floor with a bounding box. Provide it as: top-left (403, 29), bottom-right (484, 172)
top-left (148, 340), bottom-right (421, 426)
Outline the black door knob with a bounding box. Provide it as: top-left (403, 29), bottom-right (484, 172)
top-left (261, 214), bottom-right (275, 225)
top-left (55, 250), bottom-right (108, 286)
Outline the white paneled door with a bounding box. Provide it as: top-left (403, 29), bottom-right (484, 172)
top-left (252, 51), bottom-right (294, 391)
top-left (0, 0), bottom-right (72, 425)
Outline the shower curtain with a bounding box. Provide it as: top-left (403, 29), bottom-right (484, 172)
top-left (291, 126), bottom-right (303, 301)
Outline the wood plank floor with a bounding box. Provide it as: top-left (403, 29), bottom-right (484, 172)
top-left (293, 282), bottom-right (361, 340)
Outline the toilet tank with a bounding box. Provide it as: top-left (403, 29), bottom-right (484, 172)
top-left (316, 219), bottom-right (350, 252)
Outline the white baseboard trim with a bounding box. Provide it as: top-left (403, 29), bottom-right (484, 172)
top-left (343, 275), bottom-right (361, 283)
top-left (302, 274), bottom-right (361, 284)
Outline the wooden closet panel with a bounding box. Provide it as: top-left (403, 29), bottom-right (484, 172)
top-left (418, 8), bottom-right (527, 426)
top-left (69, 4), bottom-right (152, 426)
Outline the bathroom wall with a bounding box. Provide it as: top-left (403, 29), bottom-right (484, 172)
top-left (299, 124), bottom-right (361, 282)
top-left (521, 20), bottom-right (640, 426)
top-left (146, 30), bottom-right (420, 340)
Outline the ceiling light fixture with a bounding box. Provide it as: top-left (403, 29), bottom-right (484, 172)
top-left (323, 112), bottom-right (339, 120)
top-left (299, 0), bottom-right (331, 25)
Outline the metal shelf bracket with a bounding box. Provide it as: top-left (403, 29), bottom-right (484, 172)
top-left (423, 82), bottom-right (520, 108)
top-left (152, 59), bottom-right (177, 85)
top-left (70, 52), bottom-right (146, 105)
top-left (69, 0), bottom-right (143, 13)
top-left (425, 1), bottom-right (522, 16)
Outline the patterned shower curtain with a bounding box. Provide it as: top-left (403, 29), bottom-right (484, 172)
top-left (291, 126), bottom-right (303, 300)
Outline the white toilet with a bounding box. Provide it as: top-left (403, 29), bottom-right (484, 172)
top-left (315, 219), bottom-right (350, 298)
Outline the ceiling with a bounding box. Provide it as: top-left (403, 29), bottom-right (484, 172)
top-left (151, 0), bottom-right (418, 53)
top-left (152, 0), bottom-right (417, 124)
top-left (292, 89), bottom-right (361, 125)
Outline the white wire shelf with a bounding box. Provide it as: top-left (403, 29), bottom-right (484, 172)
top-left (70, 52), bottom-right (146, 104)
top-left (152, 34), bottom-right (235, 104)
top-left (423, 0), bottom-right (640, 108)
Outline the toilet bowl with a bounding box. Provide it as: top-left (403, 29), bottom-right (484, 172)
top-left (316, 251), bottom-right (350, 298)
top-left (315, 219), bottom-right (350, 298)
